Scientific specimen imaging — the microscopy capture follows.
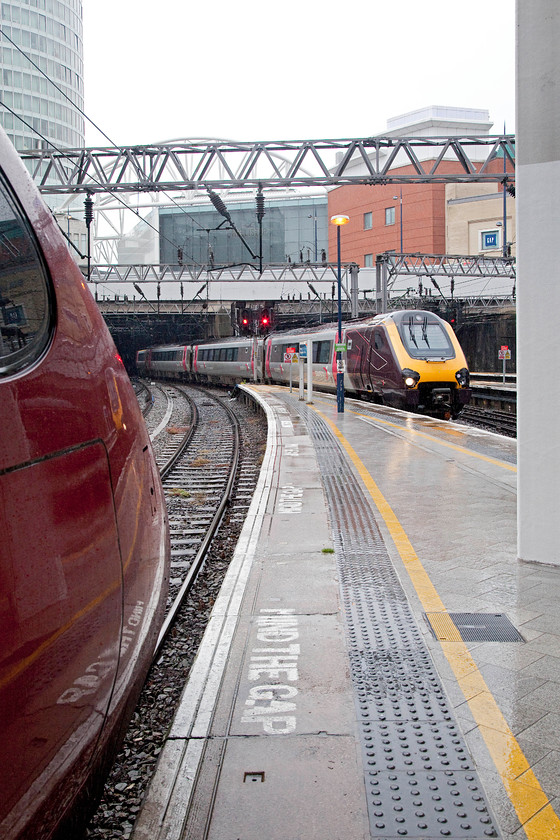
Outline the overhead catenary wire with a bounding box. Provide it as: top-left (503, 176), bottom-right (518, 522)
top-left (0, 100), bottom-right (203, 267)
top-left (0, 25), bottom-right (209, 265)
top-left (0, 24), bottom-right (271, 274)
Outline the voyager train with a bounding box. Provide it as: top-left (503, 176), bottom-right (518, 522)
top-left (0, 128), bottom-right (170, 839)
top-left (139, 309), bottom-right (471, 418)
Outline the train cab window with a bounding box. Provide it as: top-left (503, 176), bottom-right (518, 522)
top-left (0, 171), bottom-right (53, 376)
top-left (374, 331), bottom-right (385, 350)
top-left (398, 314), bottom-right (454, 359)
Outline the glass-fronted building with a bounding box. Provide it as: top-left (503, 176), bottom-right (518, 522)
top-left (0, 0), bottom-right (84, 150)
top-left (159, 194), bottom-right (328, 267)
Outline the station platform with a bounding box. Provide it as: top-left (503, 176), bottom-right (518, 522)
top-left (132, 385), bottom-right (560, 840)
top-left (470, 378), bottom-right (516, 413)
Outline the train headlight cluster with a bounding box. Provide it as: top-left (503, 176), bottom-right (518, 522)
top-left (455, 368), bottom-right (470, 387)
top-left (402, 368), bottom-right (420, 388)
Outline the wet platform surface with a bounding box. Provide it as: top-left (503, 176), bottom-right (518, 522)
top-left (132, 386), bottom-right (560, 840)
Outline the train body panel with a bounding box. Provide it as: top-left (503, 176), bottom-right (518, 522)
top-left (0, 128), bottom-right (170, 839)
top-left (265, 327), bottom-right (339, 391)
top-left (193, 337), bottom-right (255, 383)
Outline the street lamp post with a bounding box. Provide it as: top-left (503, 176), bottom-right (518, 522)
top-left (330, 213), bottom-right (350, 413)
top-left (308, 213), bottom-right (318, 261)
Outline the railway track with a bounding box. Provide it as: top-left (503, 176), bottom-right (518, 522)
top-left (458, 404), bottom-right (517, 437)
top-left (144, 383), bottom-right (241, 656)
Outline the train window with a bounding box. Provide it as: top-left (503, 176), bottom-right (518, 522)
top-left (398, 315), bottom-right (454, 358)
top-left (374, 331), bottom-right (385, 350)
top-left (313, 340), bottom-right (331, 364)
top-left (0, 171), bottom-right (53, 376)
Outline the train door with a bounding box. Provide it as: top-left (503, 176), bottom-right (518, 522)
top-left (346, 329), bottom-right (371, 394)
top-left (365, 326), bottom-right (399, 395)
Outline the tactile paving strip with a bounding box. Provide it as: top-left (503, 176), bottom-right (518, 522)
top-left (295, 400), bottom-right (500, 839)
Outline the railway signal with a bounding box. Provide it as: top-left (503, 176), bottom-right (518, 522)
top-left (240, 308), bottom-right (252, 335)
top-left (259, 308), bottom-right (272, 334)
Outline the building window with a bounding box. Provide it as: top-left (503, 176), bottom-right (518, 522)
top-left (363, 211), bottom-right (372, 230)
top-left (480, 229), bottom-right (500, 251)
top-left (364, 253), bottom-right (373, 267)
top-left (385, 207), bottom-right (395, 226)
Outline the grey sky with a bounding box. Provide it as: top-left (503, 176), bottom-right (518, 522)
top-left (83, 0), bottom-right (515, 146)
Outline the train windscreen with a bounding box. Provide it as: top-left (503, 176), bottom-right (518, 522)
top-left (398, 315), bottom-right (454, 359)
top-left (0, 171), bottom-right (53, 376)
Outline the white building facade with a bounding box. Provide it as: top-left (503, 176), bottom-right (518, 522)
top-left (0, 0), bottom-right (84, 150)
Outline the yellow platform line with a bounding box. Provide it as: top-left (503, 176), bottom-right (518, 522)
top-left (316, 408), bottom-right (558, 840)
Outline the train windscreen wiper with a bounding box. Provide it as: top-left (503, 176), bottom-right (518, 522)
top-left (421, 317), bottom-right (430, 347)
top-left (408, 319), bottom-right (418, 347)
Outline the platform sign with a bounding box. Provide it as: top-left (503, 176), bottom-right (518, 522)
top-left (286, 346), bottom-right (296, 354)
top-left (299, 343), bottom-right (307, 358)
top-left (336, 359), bottom-right (346, 373)
top-left (498, 345), bottom-right (511, 384)
top-left (335, 343), bottom-right (347, 352)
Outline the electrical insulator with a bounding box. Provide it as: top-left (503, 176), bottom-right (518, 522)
top-left (84, 195), bottom-right (93, 227)
top-left (256, 191), bottom-right (265, 222)
top-left (208, 189), bottom-right (232, 223)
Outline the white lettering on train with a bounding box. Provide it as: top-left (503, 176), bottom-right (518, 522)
top-left (57, 601), bottom-right (145, 704)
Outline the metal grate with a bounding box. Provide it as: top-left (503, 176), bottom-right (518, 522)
top-left (426, 612), bottom-right (525, 643)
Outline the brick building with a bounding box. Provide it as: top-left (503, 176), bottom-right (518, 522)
top-left (327, 107), bottom-right (513, 265)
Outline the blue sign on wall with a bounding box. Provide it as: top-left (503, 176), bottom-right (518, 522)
top-left (482, 230), bottom-right (499, 249)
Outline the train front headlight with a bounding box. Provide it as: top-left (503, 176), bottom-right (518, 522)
top-left (402, 368), bottom-right (420, 388)
top-left (455, 368), bottom-right (470, 388)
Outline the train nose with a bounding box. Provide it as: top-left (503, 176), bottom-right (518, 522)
top-left (431, 387), bottom-right (452, 404)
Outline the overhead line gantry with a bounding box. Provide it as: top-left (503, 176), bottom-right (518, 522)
top-left (21, 134), bottom-right (515, 194)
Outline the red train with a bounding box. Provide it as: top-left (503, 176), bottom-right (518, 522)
top-left (0, 128), bottom-right (170, 838)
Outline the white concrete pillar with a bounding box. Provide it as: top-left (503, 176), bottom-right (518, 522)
top-left (517, 0), bottom-right (560, 564)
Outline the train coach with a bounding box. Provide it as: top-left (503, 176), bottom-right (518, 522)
top-left (0, 127), bottom-right (170, 839)
top-left (141, 309), bottom-right (470, 418)
top-left (265, 310), bottom-right (471, 417)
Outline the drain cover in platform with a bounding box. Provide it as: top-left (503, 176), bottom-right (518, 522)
top-left (426, 612), bottom-right (524, 642)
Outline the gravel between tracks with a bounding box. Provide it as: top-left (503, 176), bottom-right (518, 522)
top-left (85, 390), bottom-right (267, 839)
